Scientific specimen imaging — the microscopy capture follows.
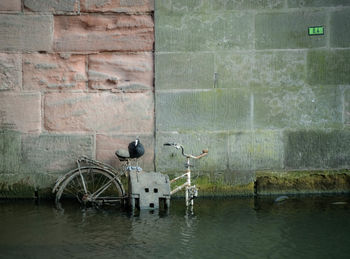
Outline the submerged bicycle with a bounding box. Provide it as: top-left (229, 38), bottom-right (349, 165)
top-left (52, 139), bottom-right (208, 209)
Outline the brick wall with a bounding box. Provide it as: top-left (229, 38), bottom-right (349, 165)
top-left (0, 0), bottom-right (154, 197)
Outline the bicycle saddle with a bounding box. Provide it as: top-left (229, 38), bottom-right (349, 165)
top-left (115, 149), bottom-right (130, 161)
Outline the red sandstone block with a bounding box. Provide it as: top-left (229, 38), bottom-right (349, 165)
top-left (81, 0), bottom-right (154, 13)
top-left (23, 53), bottom-right (87, 91)
top-left (88, 52), bottom-right (153, 91)
top-left (0, 53), bottom-right (21, 91)
top-left (0, 92), bottom-right (41, 133)
top-left (0, 0), bottom-right (21, 12)
top-left (96, 134), bottom-right (154, 171)
top-left (54, 14), bottom-right (154, 52)
top-left (44, 92), bottom-right (154, 133)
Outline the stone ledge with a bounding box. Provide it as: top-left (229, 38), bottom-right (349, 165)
top-left (0, 173), bottom-right (58, 199)
top-left (256, 170), bottom-right (350, 195)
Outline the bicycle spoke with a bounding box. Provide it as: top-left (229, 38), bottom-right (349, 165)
top-left (72, 176), bottom-right (84, 194)
top-left (91, 181), bottom-right (113, 199)
top-left (55, 167), bottom-right (124, 206)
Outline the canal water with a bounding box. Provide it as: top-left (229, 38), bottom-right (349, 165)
top-left (0, 195), bottom-right (349, 259)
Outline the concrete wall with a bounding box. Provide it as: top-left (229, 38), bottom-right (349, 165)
top-left (0, 0), bottom-right (155, 197)
top-left (155, 0), bottom-right (350, 194)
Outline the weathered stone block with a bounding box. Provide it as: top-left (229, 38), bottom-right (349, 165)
top-left (156, 0), bottom-right (283, 14)
top-left (330, 9), bottom-right (350, 48)
top-left (215, 50), bottom-right (306, 88)
top-left (0, 15), bottom-right (53, 52)
top-left (170, 0), bottom-right (212, 13)
top-left (0, 131), bottom-right (21, 174)
top-left (44, 92), bottom-right (154, 133)
top-left (255, 11), bottom-right (326, 49)
top-left (284, 130), bottom-right (350, 169)
top-left (88, 52), bottom-right (153, 91)
top-left (307, 49), bottom-right (350, 85)
top-left (0, 0), bottom-right (21, 12)
top-left (0, 93), bottom-right (41, 133)
top-left (214, 51), bottom-right (254, 89)
top-left (211, 0), bottom-right (284, 10)
top-left (156, 12), bottom-right (254, 52)
top-left (155, 131), bottom-right (228, 172)
top-left (54, 14), bottom-right (154, 52)
top-left (256, 170), bottom-right (350, 195)
top-left (23, 54), bottom-right (87, 91)
top-left (0, 172), bottom-right (57, 198)
top-left (24, 0), bottom-right (80, 13)
top-left (254, 85), bottom-right (343, 129)
top-left (0, 54), bottom-right (21, 91)
top-left (81, 0), bottom-right (154, 13)
top-left (193, 173), bottom-right (255, 196)
top-left (21, 134), bottom-right (94, 174)
top-left (96, 134), bottom-right (154, 171)
top-left (156, 52), bottom-right (214, 90)
top-left (156, 89), bottom-right (251, 131)
top-left (343, 88), bottom-right (350, 126)
top-left (228, 131), bottom-right (284, 170)
top-left (288, 0), bottom-right (350, 8)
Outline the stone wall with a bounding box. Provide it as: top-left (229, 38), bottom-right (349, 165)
top-left (1, 0), bottom-right (350, 198)
top-left (155, 0), bottom-right (350, 195)
top-left (0, 0), bottom-right (154, 198)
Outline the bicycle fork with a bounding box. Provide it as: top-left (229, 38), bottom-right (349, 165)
top-left (170, 158), bottom-right (197, 207)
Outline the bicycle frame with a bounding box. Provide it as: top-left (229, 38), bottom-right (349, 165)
top-left (164, 143), bottom-right (208, 207)
top-left (53, 143), bottom-right (207, 209)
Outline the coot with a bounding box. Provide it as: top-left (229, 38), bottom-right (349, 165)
top-left (128, 138), bottom-right (145, 159)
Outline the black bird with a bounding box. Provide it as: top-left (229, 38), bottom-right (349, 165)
top-left (128, 138), bottom-right (145, 159)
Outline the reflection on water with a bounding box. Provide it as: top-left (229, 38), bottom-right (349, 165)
top-left (0, 195), bottom-right (350, 259)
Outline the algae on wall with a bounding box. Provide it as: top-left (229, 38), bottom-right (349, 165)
top-left (155, 0), bottom-right (350, 194)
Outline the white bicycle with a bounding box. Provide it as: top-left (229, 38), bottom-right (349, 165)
top-left (164, 142), bottom-right (208, 206)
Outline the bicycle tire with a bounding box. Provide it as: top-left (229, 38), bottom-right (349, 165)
top-left (55, 166), bottom-right (125, 206)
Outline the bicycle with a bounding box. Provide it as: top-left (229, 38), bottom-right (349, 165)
top-left (52, 140), bottom-right (208, 208)
top-left (163, 142), bottom-right (208, 206)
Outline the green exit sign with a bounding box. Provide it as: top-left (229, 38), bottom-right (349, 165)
top-left (308, 26), bottom-right (324, 36)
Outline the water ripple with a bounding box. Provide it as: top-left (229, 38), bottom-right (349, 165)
top-left (0, 196), bottom-right (350, 258)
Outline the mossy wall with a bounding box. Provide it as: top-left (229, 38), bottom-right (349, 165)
top-left (155, 0), bottom-right (350, 195)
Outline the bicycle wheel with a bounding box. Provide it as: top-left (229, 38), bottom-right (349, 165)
top-left (55, 167), bottom-right (125, 206)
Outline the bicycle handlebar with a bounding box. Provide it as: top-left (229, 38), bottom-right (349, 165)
top-left (163, 142), bottom-right (208, 159)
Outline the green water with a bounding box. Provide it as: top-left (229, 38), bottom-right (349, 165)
top-left (0, 195), bottom-right (349, 259)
